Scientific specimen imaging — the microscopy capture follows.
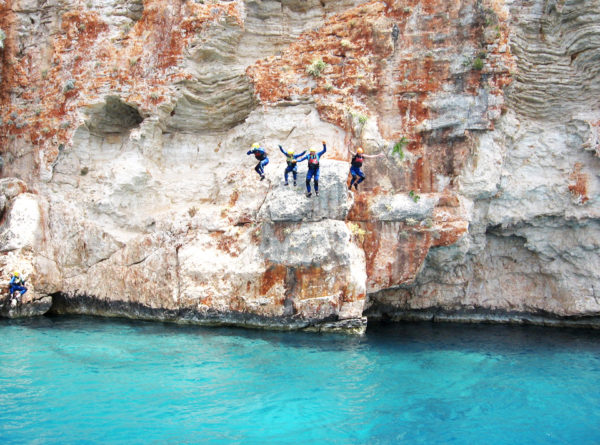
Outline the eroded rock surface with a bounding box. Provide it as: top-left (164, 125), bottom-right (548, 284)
top-left (0, 0), bottom-right (599, 331)
top-left (0, 293), bottom-right (53, 318)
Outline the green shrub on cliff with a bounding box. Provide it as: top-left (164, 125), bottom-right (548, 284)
top-left (306, 59), bottom-right (327, 77)
top-left (349, 109), bottom-right (368, 126)
top-left (392, 137), bottom-right (408, 160)
top-left (408, 190), bottom-right (420, 203)
top-left (0, 29), bottom-right (5, 50)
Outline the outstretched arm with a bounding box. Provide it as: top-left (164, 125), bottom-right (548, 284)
top-left (294, 151), bottom-right (306, 159)
top-left (246, 149), bottom-right (253, 155)
top-left (279, 145), bottom-right (287, 156)
top-left (318, 141), bottom-right (327, 157)
top-left (296, 154), bottom-right (308, 163)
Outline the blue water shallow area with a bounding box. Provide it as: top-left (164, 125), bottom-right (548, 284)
top-left (1, 317), bottom-right (600, 444)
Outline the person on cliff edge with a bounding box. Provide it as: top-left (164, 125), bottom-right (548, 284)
top-left (348, 146), bottom-right (384, 191)
top-left (279, 145), bottom-right (306, 186)
top-left (8, 271), bottom-right (27, 301)
top-left (297, 141), bottom-right (327, 197)
top-left (247, 142), bottom-right (269, 180)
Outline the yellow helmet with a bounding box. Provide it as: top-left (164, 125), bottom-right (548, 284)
top-left (287, 150), bottom-right (294, 156)
top-left (357, 147), bottom-right (364, 154)
top-left (13, 271), bottom-right (19, 277)
top-left (309, 147), bottom-right (317, 152)
top-left (251, 142), bottom-right (260, 149)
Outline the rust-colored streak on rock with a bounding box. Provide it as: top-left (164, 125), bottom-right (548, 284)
top-left (412, 157), bottom-right (426, 192)
top-left (292, 264), bottom-right (362, 303)
top-left (347, 192), bottom-right (372, 221)
top-left (363, 222), bottom-right (433, 291)
top-left (0, 0), bottom-right (16, 103)
top-left (210, 232), bottom-right (241, 257)
top-left (260, 264), bottom-right (287, 296)
top-left (437, 190), bottom-right (461, 207)
top-left (431, 220), bottom-right (469, 247)
top-left (228, 189), bottom-right (239, 208)
top-left (568, 163), bottom-right (590, 204)
top-left (431, 197), bottom-right (469, 246)
top-left (61, 11), bottom-right (109, 45)
top-left (293, 266), bottom-right (327, 301)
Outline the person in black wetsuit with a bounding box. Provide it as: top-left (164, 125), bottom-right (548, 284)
top-left (297, 141), bottom-right (326, 197)
top-left (348, 147), bottom-right (384, 190)
top-left (247, 142), bottom-right (269, 180)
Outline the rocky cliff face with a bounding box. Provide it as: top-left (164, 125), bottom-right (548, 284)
top-left (0, 0), bottom-right (598, 332)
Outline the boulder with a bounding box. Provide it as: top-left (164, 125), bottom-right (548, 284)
top-left (0, 292), bottom-right (53, 318)
top-left (259, 160), bottom-right (353, 222)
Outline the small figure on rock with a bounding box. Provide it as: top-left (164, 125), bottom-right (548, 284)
top-left (279, 145), bottom-right (306, 187)
top-left (298, 141), bottom-right (327, 197)
top-left (247, 142), bottom-right (269, 181)
top-left (8, 271), bottom-right (27, 304)
top-left (348, 147), bottom-right (384, 191)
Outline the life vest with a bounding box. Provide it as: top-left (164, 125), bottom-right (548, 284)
top-left (308, 153), bottom-right (319, 168)
top-left (352, 154), bottom-right (364, 168)
top-left (254, 148), bottom-right (266, 160)
top-left (286, 154), bottom-right (297, 166)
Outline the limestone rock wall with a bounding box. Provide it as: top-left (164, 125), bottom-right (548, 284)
top-left (0, 0), bottom-right (599, 331)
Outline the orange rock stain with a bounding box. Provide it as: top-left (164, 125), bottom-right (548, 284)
top-left (568, 163), bottom-right (590, 204)
top-left (0, 0), bottom-right (242, 173)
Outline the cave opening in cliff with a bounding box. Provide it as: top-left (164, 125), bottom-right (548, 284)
top-left (84, 96), bottom-right (144, 136)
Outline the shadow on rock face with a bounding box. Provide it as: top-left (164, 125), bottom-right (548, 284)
top-left (84, 96), bottom-right (144, 136)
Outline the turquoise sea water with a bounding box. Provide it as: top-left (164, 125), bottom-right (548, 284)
top-left (1, 317), bottom-right (600, 444)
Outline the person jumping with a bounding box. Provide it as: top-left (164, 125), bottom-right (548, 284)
top-left (247, 142), bottom-right (269, 180)
top-left (298, 141), bottom-right (326, 197)
top-left (348, 146), bottom-right (384, 190)
top-left (279, 145), bottom-right (306, 186)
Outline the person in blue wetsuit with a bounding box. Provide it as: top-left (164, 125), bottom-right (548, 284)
top-left (279, 145), bottom-right (306, 186)
top-left (9, 271), bottom-right (27, 300)
top-left (348, 146), bottom-right (385, 191)
top-left (297, 141), bottom-right (326, 197)
top-left (247, 142), bottom-right (269, 180)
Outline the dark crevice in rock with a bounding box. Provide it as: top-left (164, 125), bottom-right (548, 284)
top-left (84, 96), bottom-right (144, 136)
top-left (283, 267), bottom-right (297, 317)
top-left (364, 305), bottom-right (600, 329)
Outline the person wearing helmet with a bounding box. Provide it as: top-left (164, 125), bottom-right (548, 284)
top-left (279, 145), bottom-right (306, 186)
top-left (348, 146), bottom-right (385, 190)
top-left (9, 271), bottom-right (27, 300)
top-left (246, 142), bottom-right (269, 180)
top-left (297, 141), bottom-right (327, 197)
